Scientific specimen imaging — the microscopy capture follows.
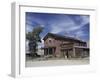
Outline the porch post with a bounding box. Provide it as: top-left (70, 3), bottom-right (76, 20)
top-left (52, 48), bottom-right (54, 56)
top-left (45, 48), bottom-right (47, 55)
top-left (81, 49), bottom-right (84, 58)
top-left (73, 47), bottom-right (76, 58)
top-left (44, 49), bottom-right (45, 55)
top-left (47, 48), bottom-right (49, 55)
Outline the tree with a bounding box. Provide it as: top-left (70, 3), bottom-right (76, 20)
top-left (26, 26), bottom-right (44, 57)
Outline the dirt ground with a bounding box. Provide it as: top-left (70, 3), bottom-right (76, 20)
top-left (25, 57), bottom-right (89, 67)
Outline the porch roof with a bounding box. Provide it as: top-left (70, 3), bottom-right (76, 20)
top-left (74, 46), bottom-right (89, 49)
top-left (60, 46), bottom-right (89, 50)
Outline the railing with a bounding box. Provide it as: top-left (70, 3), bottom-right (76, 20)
top-left (60, 43), bottom-right (74, 49)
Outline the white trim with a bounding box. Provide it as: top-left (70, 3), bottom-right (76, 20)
top-left (11, 2), bottom-right (97, 78)
top-left (11, 2), bottom-right (20, 77)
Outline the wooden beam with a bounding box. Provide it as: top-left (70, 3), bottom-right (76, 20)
top-left (73, 47), bottom-right (76, 58)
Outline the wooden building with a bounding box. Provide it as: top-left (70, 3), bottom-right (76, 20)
top-left (43, 33), bottom-right (89, 58)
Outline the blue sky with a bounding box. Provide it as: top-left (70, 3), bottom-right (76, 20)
top-left (26, 12), bottom-right (89, 42)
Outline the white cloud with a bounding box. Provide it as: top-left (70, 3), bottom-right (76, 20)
top-left (50, 16), bottom-right (75, 33)
top-left (26, 24), bottom-right (33, 33)
top-left (75, 30), bottom-right (85, 37)
top-left (27, 16), bottom-right (45, 27)
top-left (50, 15), bottom-right (89, 37)
top-left (26, 13), bottom-right (89, 42)
top-left (81, 16), bottom-right (89, 25)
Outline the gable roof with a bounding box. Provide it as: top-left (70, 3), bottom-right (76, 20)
top-left (43, 33), bottom-right (86, 43)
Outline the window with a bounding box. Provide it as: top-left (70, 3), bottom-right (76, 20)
top-left (49, 40), bottom-right (52, 43)
top-left (48, 38), bottom-right (52, 43)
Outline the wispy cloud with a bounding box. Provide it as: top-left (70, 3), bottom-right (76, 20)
top-left (26, 12), bottom-right (89, 41)
top-left (26, 13), bottom-right (46, 32)
top-left (50, 15), bottom-right (89, 37)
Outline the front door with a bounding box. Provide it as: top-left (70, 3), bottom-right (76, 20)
top-left (49, 48), bottom-right (53, 55)
top-left (65, 50), bottom-right (69, 58)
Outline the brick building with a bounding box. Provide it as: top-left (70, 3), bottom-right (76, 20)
top-left (43, 33), bottom-right (89, 58)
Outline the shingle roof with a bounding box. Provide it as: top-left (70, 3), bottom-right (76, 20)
top-left (43, 33), bottom-right (86, 43)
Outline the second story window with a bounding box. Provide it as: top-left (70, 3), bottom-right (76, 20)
top-left (49, 40), bottom-right (52, 43)
top-left (48, 38), bottom-right (53, 43)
